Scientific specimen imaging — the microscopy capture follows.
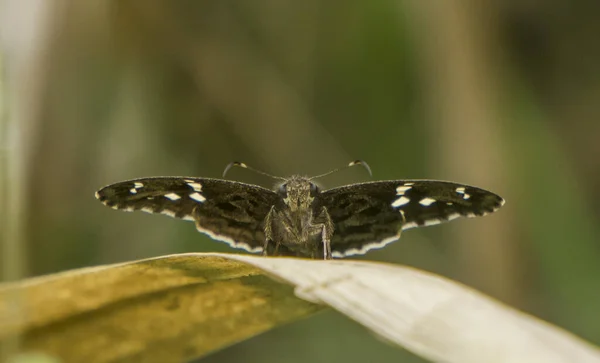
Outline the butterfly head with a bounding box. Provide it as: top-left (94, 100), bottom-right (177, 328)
top-left (277, 175), bottom-right (320, 212)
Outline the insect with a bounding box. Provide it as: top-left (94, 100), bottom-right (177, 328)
top-left (95, 161), bottom-right (504, 259)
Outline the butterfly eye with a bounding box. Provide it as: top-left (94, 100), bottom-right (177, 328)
top-left (278, 183), bottom-right (287, 194)
top-left (309, 183), bottom-right (319, 194)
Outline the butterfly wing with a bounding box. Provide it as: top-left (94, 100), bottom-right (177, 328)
top-left (95, 177), bottom-right (280, 253)
top-left (318, 180), bottom-right (504, 257)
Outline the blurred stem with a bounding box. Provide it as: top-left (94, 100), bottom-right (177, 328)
top-left (0, 39), bottom-right (23, 362)
top-left (403, 1), bottom-right (519, 303)
top-left (509, 87), bottom-right (600, 343)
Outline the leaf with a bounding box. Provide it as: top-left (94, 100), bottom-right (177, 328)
top-left (0, 254), bottom-right (323, 363)
top-left (227, 255), bottom-right (600, 363)
top-left (1, 253), bottom-right (599, 363)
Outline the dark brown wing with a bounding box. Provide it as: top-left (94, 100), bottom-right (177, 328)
top-left (318, 180), bottom-right (504, 257)
top-left (95, 177), bottom-right (279, 253)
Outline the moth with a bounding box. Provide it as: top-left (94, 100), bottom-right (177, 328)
top-left (95, 161), bottom-right (504, 259)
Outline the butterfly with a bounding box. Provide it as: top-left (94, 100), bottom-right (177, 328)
top-left (95, 161), bottom-right (504, 259)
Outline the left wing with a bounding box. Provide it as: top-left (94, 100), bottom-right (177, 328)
top-left (318, 180), bottom-right (504, 257)
top-left (95, 177), bottom-right (280, 253)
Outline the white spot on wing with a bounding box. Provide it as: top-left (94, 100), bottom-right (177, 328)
top-left (424, 219), bottom-right (442, 226)
top-left (396, 185), bottom-right (412, 195)
top-left (189, 192), bottom-right (206, 202)
top-left (447, 213), bottom-right (461, 221)
top-left (331, 234), bottom-right (401, 258)
top-left (186, 181), bottom-right (203, 192)
top-left (141, 207), bottom-right (154, 214)
top-left (391, 196), bottom-right (410, 208)
top-left (195, 222), bottom-right (263, 253)
top-left (164, 193), bottom-right (181, 201)
top-left (134, 182), bottom-right (144, 189)
top-left (161, 210), bottom-right (176, 218)
top-left (404, 182), bottom-right (415, 186)
top-left (456, 187), bottom-right (465, 194)
top-left (463, 193), bottom-right (471, 200)
top-left (402, 221), bottom-right (419, 230)
top-left (419, 197), bottom-right (436, 206)
top-left (129, 188), bottom-right (137, 194)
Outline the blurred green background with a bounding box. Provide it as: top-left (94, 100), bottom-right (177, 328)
top-left (2, 1), bottom-right (599, 362)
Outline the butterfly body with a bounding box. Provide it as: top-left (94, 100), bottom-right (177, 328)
top-left (96, 171), bottom-right (504, 259)
top-left (264, 175), bottom-right (334, 258)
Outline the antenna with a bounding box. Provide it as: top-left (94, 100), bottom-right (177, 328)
top-left (222, 162), bottom-right (286, 181)
top-left (309, 160), bottom-right (373, 180)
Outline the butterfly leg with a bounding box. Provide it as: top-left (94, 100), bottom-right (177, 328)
top-left (263, 206), bottom-right (277, 256)
top-left (398, 209), bottom-right (406, 238)
top-left (316, 207), bottom-right (334, 260)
